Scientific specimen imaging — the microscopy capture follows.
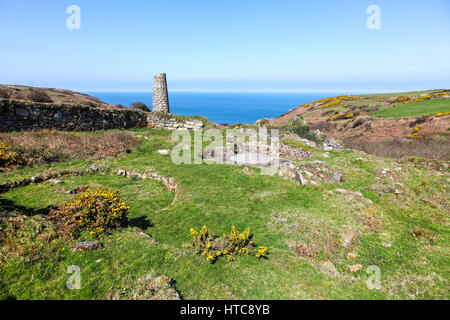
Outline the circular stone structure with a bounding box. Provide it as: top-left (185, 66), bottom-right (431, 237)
top-left (153, 73), bottom-right (170, 113)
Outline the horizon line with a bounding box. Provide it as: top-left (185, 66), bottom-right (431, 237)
top-left (79, 88), bottom-right (439, 94)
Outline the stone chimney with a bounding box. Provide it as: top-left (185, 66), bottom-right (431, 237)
top-left (153, 73), bottom-right (170, 113)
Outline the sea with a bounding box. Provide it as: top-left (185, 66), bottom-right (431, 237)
top-left (84, 92), bottom-right (342, 125)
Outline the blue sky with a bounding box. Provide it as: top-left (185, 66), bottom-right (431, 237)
top-left (0, 0), bottom-right (449, 92)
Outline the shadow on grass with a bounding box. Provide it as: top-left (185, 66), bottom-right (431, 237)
top-left (0, 198), bottom-right (51, 217)
top-left (129, 215), bottom-right (154, 230)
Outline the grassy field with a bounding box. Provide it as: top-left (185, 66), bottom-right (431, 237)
top-left (371, 99), bottom-right (450, 118)
top-left (358, 90), bottom-right (440, 98)
top-left (1, 129), bottom-right (449, 300)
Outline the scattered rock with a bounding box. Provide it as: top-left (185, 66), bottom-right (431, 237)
top-left (342, 230), bottom-right (358, 248)
top-left (48, 179), bottom-right (62, 185)
top-left (280, 144), bottom-right (311, 160)
top-left (333, 172), bottom-right (343, 182)
top-left (71, 241), bottom-right (103, 252)
top-left (241, 167), bottom-right (250, 174)
top-left (322, 138), bottom-right (341, 151)
top-left (320, 261), bottom-right (339, 277)
top-left (348, 264), bottom-right (363, 273)
top-left (25, 253), bottom-right (42, 263)
top-left (115, 274), bottom-right (181, 300)
top-left (115, 169), bottom-right (177, 192)
top-left (67, 186), bottom-right (89, 194)
top-left (30, 176), bottom-right (43, 183)
top-left (89, 166), bottom-right (99, 172)
top-left (116, 169), bottom-right (127, 177)
top-left (347, 252), bottom-right (358, 260)
top-left (322, 153), bottom-right (330, 158)
top-left (157, 149), bottom-right (170, 156)
top-left (355, 157), bottom-right (367, 162)
top-left (382, 242), bottom-right (392, 248)
top-left (295, 171), bottom-right (308, 185)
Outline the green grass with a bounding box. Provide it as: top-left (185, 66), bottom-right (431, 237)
top-left (1, 129), bottom-right (449, 300)
top-left (358, 90), bottom-right (440, 98)
top-left (371, 98), bottom-right (450, 118)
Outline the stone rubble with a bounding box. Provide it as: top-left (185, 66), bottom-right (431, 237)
top-left (114, 169), bottom-right (177, 192)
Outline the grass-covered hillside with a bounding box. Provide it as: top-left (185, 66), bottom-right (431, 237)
top-left (269, 90), bottom-right (450, 160)
top-left (1, 128), bottom-right (448, 300)
top-left (371, 98), bottom-right (450, 118)
top-left (0, 84), bottom-right (113, 108)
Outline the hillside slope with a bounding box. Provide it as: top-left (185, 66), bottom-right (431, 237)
top-left (0, 84), bottom-right (114, 109)
top-left (270, 90), bottom-right (450, 160)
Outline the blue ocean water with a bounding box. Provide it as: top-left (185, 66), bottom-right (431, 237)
top-left (84, 92), bottom-right (339, 125)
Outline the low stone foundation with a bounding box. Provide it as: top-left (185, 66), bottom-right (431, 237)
top-left (147, 112), bottom-right (204, 131)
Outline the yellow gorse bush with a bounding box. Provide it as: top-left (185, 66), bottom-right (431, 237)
top-left (55, 187), bottom-right (130, 237)
top-left (317, 97), bottom-right (346, 109)
top-left (0, 142), bottom-right (19, 168)
top-left (190, 225), bottom-right (268, 263)
top-left (408, 125), bottom-right (424, 139)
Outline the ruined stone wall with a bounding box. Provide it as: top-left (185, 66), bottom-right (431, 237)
top-left (147, 112), bottom-right (204, 130)
top-left (0, 99), bottom-right (148, 132)
top-left (0, 99), bottom-right (203, 132)
top-left (152, 73), bottom-right (170, 113)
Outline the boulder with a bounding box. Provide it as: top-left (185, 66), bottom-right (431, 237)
top-left (348, 264), bottom-right (363, 273)
top-left (157, 149), bottom-right (170, 156)
top-left (320, 261), bottom-right (339, 277)
top-left (295, 171), bottom-right (307, 185)
top-left (71, 241), bottom-right (103, 252)
top-left (333, 172), bottom-right (343, 182)
top-left (48, 179), bottom-right (62, 185)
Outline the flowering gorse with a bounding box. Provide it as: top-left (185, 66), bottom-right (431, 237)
top-left (190, 225), bottom-right (268, 263)
top-left (408, 124), bottom-right (424, 139)
top-left (49, 187), bottom-right (130, 238)
top-left (0, 142), bottom-right (19, 168)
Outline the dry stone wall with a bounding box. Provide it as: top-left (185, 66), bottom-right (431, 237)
top-left (0, 99), bottom-right (203, 132)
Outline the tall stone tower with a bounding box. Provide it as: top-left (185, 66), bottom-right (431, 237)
top-left (153, 73), bottom-right (170, 113)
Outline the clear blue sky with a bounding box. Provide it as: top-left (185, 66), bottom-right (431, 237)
top-left (1, 0), bottom-right (449, 92)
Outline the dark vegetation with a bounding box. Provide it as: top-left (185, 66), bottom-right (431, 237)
top-left (26, 89), bottom-right (53, 103)
top-left (342, 135), bottom-right (450, 161)
top-left (0, 130), bottom-right (140, 168)
top-left (131, 102), bottom-right (151, 112)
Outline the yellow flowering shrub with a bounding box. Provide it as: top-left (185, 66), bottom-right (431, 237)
top-left (190, 225), bottom-right (268, 263)
top-left (49, 187), bottom-right (130, 238)
top-left (0, 142), bottom-right (19, 168)
top-left (317, 97), bottom-right (346, 109)
top-left (408, 125), bottom-right (424, 139)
